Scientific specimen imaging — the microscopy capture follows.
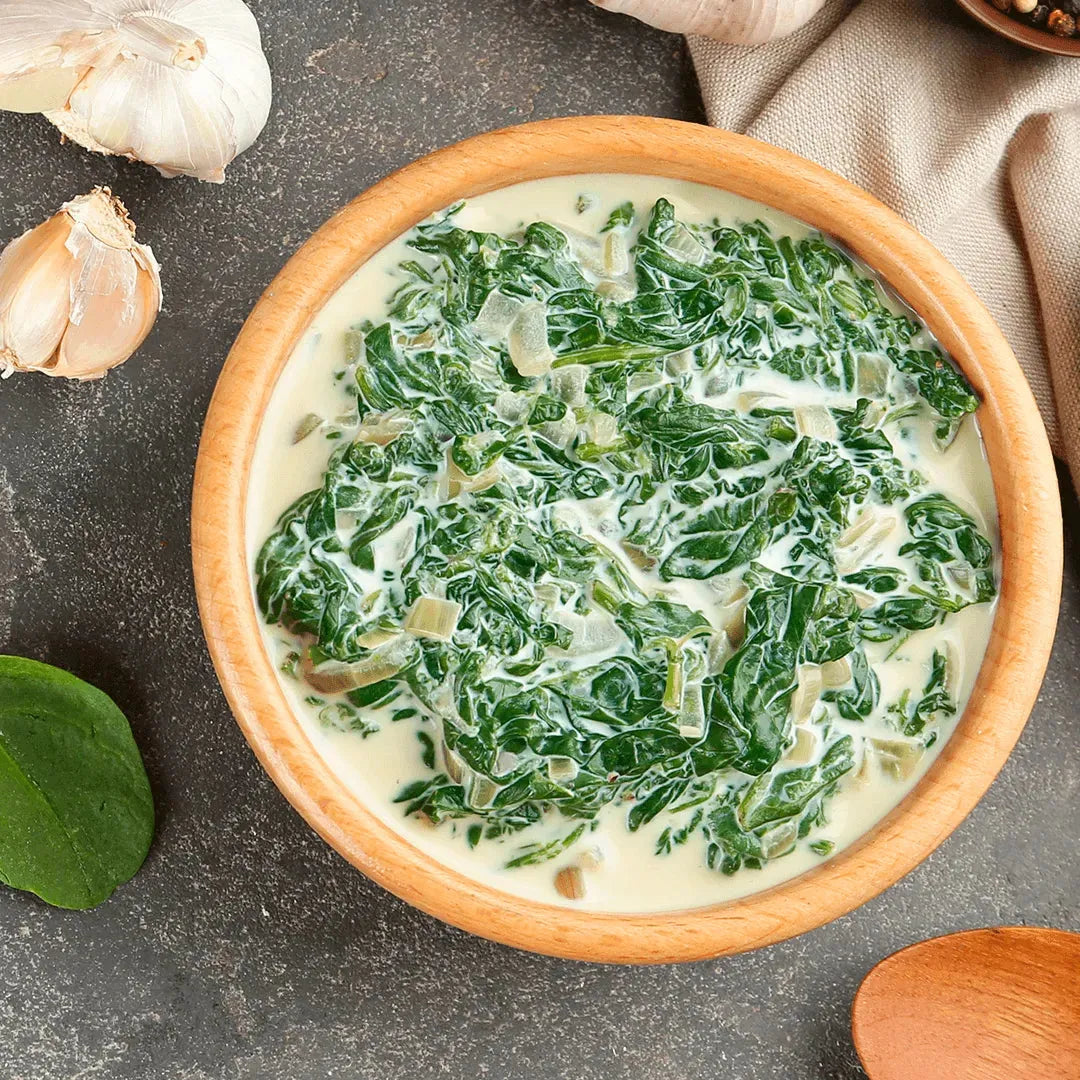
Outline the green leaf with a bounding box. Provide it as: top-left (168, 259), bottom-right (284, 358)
top-left (738, 736), bottom-right (855, 830)
top-left (0, 657), bottom-right (154, 910)
top-left (601, 201), bottom-right (634, 231)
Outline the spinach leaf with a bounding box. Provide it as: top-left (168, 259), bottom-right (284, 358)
top-left (0, 657), bottom-right (154, 909)
top-left (738, 736), bottom-right (855, 830)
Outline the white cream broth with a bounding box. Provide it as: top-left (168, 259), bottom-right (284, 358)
top-left (247, 175), bottom-right (999, 913)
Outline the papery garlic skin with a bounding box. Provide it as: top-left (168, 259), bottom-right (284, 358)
top-left (0, 188), bottom-right (162, 381)
top-left (589, 0), bottom-right (829, 45)
top-left (0, 0), bottom-right (272, 182)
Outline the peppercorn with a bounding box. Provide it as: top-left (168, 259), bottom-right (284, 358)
top-left (1047, 8), bottom-right (1076, 33)
top-left (1028, 3), bottom-right (1050, 22)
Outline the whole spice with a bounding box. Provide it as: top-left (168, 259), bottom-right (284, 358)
top-left (554, 865), bottom-right (586, 901)
top-left (0, 188), bottom-right (161, 381)
top-left (1047, 7), bottom-right (1077, 30)
top-left (1028, 4), bottom-right (1051, 23)
top-left (588, 0), bottom-right (829, 45)
top-left (0, 0), bottom-right (272, 182)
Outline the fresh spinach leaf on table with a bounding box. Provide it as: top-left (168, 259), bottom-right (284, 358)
top-left (0, 656), bottom-right (154, 909)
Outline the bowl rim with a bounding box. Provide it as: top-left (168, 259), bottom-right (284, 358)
top-left (954, 0), bottom-right (1080, 55)
top-left (192, 116), bottom-right (1062, 964)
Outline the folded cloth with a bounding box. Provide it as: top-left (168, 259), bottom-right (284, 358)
top-left (689, 0), bottom-right (1079, 488)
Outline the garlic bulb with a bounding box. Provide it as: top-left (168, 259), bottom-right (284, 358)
top-left (0, 0), bottom-right (272, 182)
top-left (0, 188), bottom-right (162, 381)
top-left (589, 0), bottom-right (829, 45)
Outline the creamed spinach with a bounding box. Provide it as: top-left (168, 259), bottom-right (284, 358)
top-left (256, 197), bottom-right (997, 880)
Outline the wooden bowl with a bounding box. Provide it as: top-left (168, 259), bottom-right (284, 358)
top-left (954, 0), bottom-right (1080, 56)
top-left (192, 117), bottom-right (1062, 964)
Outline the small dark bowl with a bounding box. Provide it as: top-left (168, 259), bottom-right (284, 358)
top-left (955, 0), bottom-right (1080, 55)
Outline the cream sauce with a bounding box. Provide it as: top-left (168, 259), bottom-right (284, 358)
top-left (247, 175), bottom-right (999, 913)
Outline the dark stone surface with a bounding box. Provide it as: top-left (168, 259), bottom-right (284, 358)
top-left (0, 3), bottom-right (1075, 1078)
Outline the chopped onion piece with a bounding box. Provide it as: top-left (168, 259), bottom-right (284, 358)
top-left (851, 589), bottom-right (877, 611)
top-left (678, 682), bottom-right (705, 739)
top-left (586, 410), bottom-right (619, 447)
top-left (820, 657), bottom-right (852, 688)
top-left (848, 749), bottom-right (873, 790)
top-left (508, 300), bottom-right (555, 377)
top-left (627, 370), bottom-right (662, 394)
top-left (548, 756), bottom-right (579, 783)
top-left (666, 223), bottom-right (708, 265)
top-left (789, 664), bottom-right (823, 723)
top-left (494, 390), bottom-right (530, 423)
top-left (871, 738), bottom-right (925, 781)
top-left (405, 596), bottom-right (462, 641)
top-left (534, 582), bottom-right (561, 607)
top-left (786, 725), bottom-right (818, 765)
top-left (471, 290), bottom-right (523, 339)
top-left (595, 277), bottom-right (637, 302)
top-left (355, 627), bottom-right (401, 649)
top-left (550, 610), bottom-right (621, 656)
top-left (467, 775), bottom-right (498, 809)
top-left (292, 412), bottom-right (323, 443)
top-left (603, 230), bottom-right (629, 277)
top-left (710, 582), bottom-right (749, 647)
top-left (563, 227), bottom-right (604, 274)
top-left (665, 349), bottom-right (693, 376)
top-left (942, 638), bottom-right (961, 696)
top-left (302, 638), bottom-right (414, 694)
top-left (856, 353), bottom-right (890, 396)
top-left (442, 741), bottom-right (465, 784)
top-left (496, 750), bottom-right (519, 775)
top-left (794, 405), bottom-right (837, 441)
top-left (357, 409), bottom-right (412, 446)
top-left (836, 510), bottom-right (895, 573)
top-left (621, 542), bottom-right (657, 572)
top-left (711, 578), bottom-right (750, 606)
top-left (736, 391), bottom-right (784, 412)
top-left (538, 410), bottom-right (577, 448)
top-left (577, 847), bottom-right (604, 871)
top-left (861, 401), bottom-right (887, 428)
top-left (707, 630), bottom-right (734, 675)
top-left (550, 364), bottom-right (588, 406)
top-left (760, 820), bottom-right (798, 860)
top-left (554, 865), bottom-right (586, 900)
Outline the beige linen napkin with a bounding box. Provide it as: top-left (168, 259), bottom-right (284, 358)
top-left (689, 0), bottom-right (1080, 488)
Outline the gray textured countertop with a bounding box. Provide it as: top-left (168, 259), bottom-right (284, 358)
top-left (0, 3), bottom-right (1076, 1078)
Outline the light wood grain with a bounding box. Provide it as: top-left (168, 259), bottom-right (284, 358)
top-left (191, 117), bottom-right (1063, 964)
top-left (853, 927), bottom-right (1080, 1079)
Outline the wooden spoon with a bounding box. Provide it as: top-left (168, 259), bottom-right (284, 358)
top-left (853, 927), bottom-right (1080, 1080)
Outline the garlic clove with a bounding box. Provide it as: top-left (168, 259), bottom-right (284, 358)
top-left (0, 188), bottom-right (161, 381)
top-left (0, 66), bottom-right (83, 113)
top-left (0, 215), bottom-right (75, 371)
top-left (1, 0), bottom-right (272, 182)
top-left (589, 0), bottom-right (830, 45)
top-left (55, 259), bottom-right (160, 380)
